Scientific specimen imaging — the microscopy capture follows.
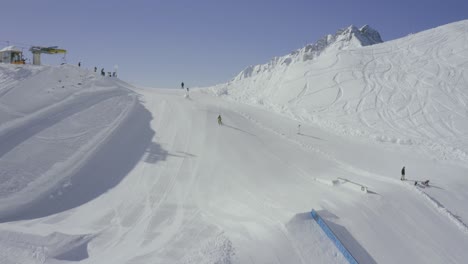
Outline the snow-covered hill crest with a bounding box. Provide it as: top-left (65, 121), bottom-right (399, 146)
top-left (0, 64), bottom-right (151, 221)
top-left (234, 25), bottom-right (383, 81)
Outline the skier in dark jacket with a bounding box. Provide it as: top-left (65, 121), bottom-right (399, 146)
top-left (401, 166), bottom-right (406, 181)
top-left (217, 115), bottom-right (222, 125)
top-left (181, 82), bottom-right (184, 89)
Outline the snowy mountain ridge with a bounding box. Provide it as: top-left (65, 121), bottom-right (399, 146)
top-left (209, 20), bottom-right (468, 162)
top-left (234, 25), bottom-right (383, 81)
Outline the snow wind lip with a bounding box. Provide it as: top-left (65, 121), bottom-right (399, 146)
top-left (0, 100), bottom-right (157, 222)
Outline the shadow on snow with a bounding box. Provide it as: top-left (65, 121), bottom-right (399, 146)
top-left (317, 210), bottom-right (377, 264)
top-left (0, 101), bottom-right (160, 222)
top-left (298, 132), bottom-right (326, 141)
top-left (287, 210), bottom-right (376, 264)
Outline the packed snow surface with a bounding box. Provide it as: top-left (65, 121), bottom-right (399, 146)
top-left (0, 20), bottom-right (467, 263)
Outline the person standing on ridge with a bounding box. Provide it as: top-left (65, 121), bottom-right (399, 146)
top-left (78, 62), bottom-right (81, 67)
top-left (217, 115), bottom-right (222, 125)
top-left (94, 66), bottom-right (97, 72)
top-left (401, 166), bottom-right (406, 181)
top-left (181, 82), bottom-right (184, 89)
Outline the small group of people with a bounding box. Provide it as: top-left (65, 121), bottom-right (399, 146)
top-left (77, 62), bottom-right (116, 77)
top-left (415, 180), bottom-right (430, 186)
top-left (401, 166), bottom-right (430, 186)
top-left (93, 66), bottom-right (116, 77)
top-left (181, 81), bottom-right (189, 92)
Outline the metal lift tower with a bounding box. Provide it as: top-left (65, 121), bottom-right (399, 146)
top-left (29, 46), bottom-right (66, 65)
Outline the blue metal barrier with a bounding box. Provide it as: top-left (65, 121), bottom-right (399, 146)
top-left (310, 209), bottom-right (359, 264)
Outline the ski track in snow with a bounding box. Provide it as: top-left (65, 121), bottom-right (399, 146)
top-left (227, 97), bottom-right (468, 240)
top-left (221, 94), bottom-right (468, 236)
top-left (409, 184), bottom-right (468, 234)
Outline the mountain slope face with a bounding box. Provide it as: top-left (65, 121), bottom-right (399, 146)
top-left (208, 20), bottom-right (468, 162)
top-left (233, 25), bottom-right (383, 81)
top-left (0, 64), bottom-right (145, 219)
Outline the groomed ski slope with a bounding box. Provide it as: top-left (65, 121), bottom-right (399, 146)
top-left (0, 20), bottom-right (467, 263)
top-left (0, 86), bottom-right (467, 263)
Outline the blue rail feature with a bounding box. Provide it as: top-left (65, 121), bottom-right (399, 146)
top-left (310, 210), bottom-right (358, 264)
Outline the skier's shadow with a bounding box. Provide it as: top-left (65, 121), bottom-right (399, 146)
top-left (298, 133), bottom-right (325, 141)
top-left (223, 124), bottom-right (257, 137)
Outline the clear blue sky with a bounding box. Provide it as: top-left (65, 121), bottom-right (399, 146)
top-left (1, 0), bottom-right (467, 88)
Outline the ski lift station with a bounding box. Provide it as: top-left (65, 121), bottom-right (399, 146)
top-left (29, 46), bottom-right (66, 65)
top-left (0, 45), bottom-right (66, 65)
top-left (0, 46), bottom-right (25, 64)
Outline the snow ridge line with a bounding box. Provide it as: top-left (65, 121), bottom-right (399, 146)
top-left (411, 186), bottom-right (468, 234)
top-left (310, 210), bottom-right (359, 264)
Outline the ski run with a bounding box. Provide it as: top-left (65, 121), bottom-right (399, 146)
top-left (0, 20), bottom-right (467, 263)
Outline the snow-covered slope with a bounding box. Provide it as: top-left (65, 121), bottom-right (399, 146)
top-left (210, 20), bottom-right (468, 162)
top-left (0, 20), bottom-right (468, 264)
top-left (0, 64), bottom-right (148, 220)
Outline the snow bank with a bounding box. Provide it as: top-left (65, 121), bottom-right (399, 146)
top-left (0, 64), bottom-right (145, 221)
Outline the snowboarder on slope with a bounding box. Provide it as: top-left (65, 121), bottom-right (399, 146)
top-left (401, 166), bottom-right (406, 181)
top-left (217, 115), bottom-right (222, 125)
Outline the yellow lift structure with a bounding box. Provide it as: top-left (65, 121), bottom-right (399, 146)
top-left (29, 46), bottom-right (66, 65)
